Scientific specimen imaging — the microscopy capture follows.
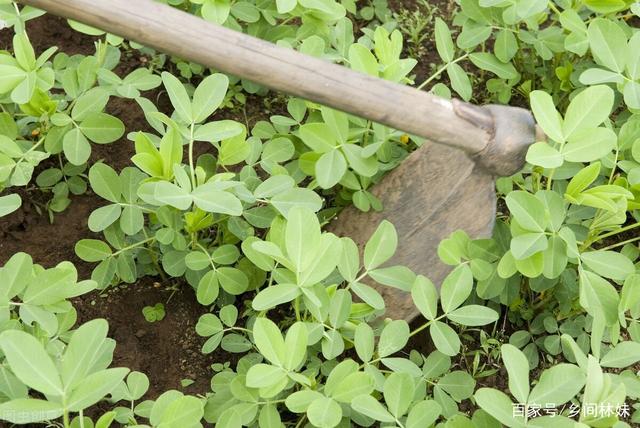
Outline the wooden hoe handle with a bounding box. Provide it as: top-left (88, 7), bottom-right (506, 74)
top-left (18, 0), bottom-right (538, 176)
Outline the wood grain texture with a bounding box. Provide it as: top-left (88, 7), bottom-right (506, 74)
top-left (19, 0), bottom-right (495, 155)
top-left (328, 142), bottom-right (496, 321)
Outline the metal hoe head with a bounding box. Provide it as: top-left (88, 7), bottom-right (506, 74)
top-left (329, 103), bottom-right (538, 321)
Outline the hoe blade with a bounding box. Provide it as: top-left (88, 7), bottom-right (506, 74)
top-left (328, 142), bottom-right (496, 322)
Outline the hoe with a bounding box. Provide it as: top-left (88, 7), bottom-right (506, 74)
top-left (18, 0), bottom-right (543, 320)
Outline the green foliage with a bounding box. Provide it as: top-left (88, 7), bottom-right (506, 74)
top-left (2, 0), bottom-right (640, 426)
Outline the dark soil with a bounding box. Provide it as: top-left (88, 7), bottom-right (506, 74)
top-left (74, 278), bottom-right (218, 397)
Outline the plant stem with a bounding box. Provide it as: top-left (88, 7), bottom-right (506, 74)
top-left (584, 221), bottom-right (640, 248)
top-left (599, 235), bottom-right (640, 251)
top-left (111, 237), bottom-right (155, 257)
top-left (417, 54), bottom-right (469, 90)
top-left (188, 122), bottom-right (196, 187)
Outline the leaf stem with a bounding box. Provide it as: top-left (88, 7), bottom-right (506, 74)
top-left (598, 235), bottom-right (640, 251)
top-left (585, 221), bottom-right (640, 248)
top-left (417, 54), bottom-right (469, 91)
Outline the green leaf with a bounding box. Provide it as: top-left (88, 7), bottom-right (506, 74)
top-left (601, 341), bottom-right (640, 368)
top-left (89, 163), bottom-right (121, 203)
top-left (161, 71), bottom-right (192, 123)
top-left (270, 188), bottom-right (323, 217)
top-left (368, 265), bottom-right (415, 291)
top-left (457, 24), bottom-right (491, 50)
top-left (276, 0), bottom-right (297, 13)
top-left (474, 388), bottom-right (524, 428)
top-left (298, 123), bottom-right (336, 153)
top-left (447, 63), bottom-right (472, 101)
top-left (378, 320), bottom-right (409, 357)
top-left (354, 323), bottom-right (375, 363)
top-left (579, 68), bottom-right (625, 85)
top-left (120, 206), bottom-right (144, 235)
top-left (341, 144), bottom-right (377, 177)
top-left (494, 29), bottom-right (518, 62)
top-left (542, 235), bottom-right (567, 279)
top-left (623, 81), bottom-right (640, 110)
top-left (75, 239), bottom-right (112, 262)
top-left (581, 251), bottom-right (635, 281)
top-left (252, 283), bottom-right (301, 310)
top-left (446, 305), bottom-right (499, 326)
top-left (80, 113), bottom-right (125, 144)
top-left (13, 33), bottom-right (36, 70)
top-left (88, 204), bottom-right (122, 232)
top-left (154, 181), bottom-right (192, 210)
top-left (526, 142), bottom-right (563, 168)
top-left (562, 127), bottom-right (616, 162)
top-left (157, 395), bottom-right (203, 427)
top-left (527, 364), bottom-right (585, 406)
top-left (285, 206), bottom-right (321, 275)
top-left (430, 320), bottom-right (460, 356)
top-left (587, 18), bottom-right (628, 73)
top-left (71, 88), bottom-right (109, 121)
top-left (337, 237), bottom-right (359, 282)
top-left (316, 149), bottom-right (347, 189)
top-left (197, 271), bottom-right (219, 305)
top-left (566, 162), bottom-right (600, 197)
top-left (384, 373), bottom-right (414, 417)
top-left (411, 275), bottom-right (439, 320)
top-left (349, 43), bottom-right (379, 76)
top-left (440, 264), bottom-right (473, 313)
top-left (0, 252), bottom-right (32, 298)
top-left (283, 322), bottom-right (308, 371)
top-left (406, 400), bottom-right (441, 428)
top-left (364, 220), bottom-right (397, 270)
top-left (619, 274), bottom-right (640, 313)
top-left (328, 289), bottom-right (351, 328)
top-left (219, 131), bottom-right (250, 166)
top-left (529, 91), bottom-right (563, 143)
top-left (469, 53), bottom-right (518, 79)
top-left (217, 267), bottom-right (248, 295)
top-left (0, 65), bottom-right (26, 94)
top-left (201, 0), bottom-right (231, 24)
top-left (627, 32), bottom-right (640, 80)
top-left (330, 372), bottom-right (375, 403)
top-left (126, 372), bottom-right (149, 401)
top-left (321, 107), bottom-right (349, 143)
top-left (562, 85), bottom-right (614, 140)
top-left (196, 314), bottom-right (223, 337)
top-left (438, 371), bottom-right (475, 401)
top-left (0, 193), bottom-right (21, 217)
top-left (579, 269), bottom-right (619, 326)
top-left (0, 330), bottom-right (63, 396)
top-left (510, 232), bottom-right (547, 260)
top-left (286, 390), bottom-right (324, 413)
top-left (191, 73), bottom-right (228, 123)
top-left (500, 344), bottom-right (529, 404)
top-left (351, 394), bottom-right (395, 423)
top-left (67, 368), bottom-right (129, 411)
top-left (505, 191), bottom-right (547, 232)
top-left (307, 397), bottom-right (342, 428)
top-left (191, 185), bottom-right (242, 215)
top-left (0, 399), bottom-right (63, 424)
top-left (194, 119), bottom-right (244, 142)
top-left (252, 317), bottom-right (285, 366)
top-left (434, 18), bottom-right (454, 62)
top-left (63, 127), bottom-right (91, 165)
